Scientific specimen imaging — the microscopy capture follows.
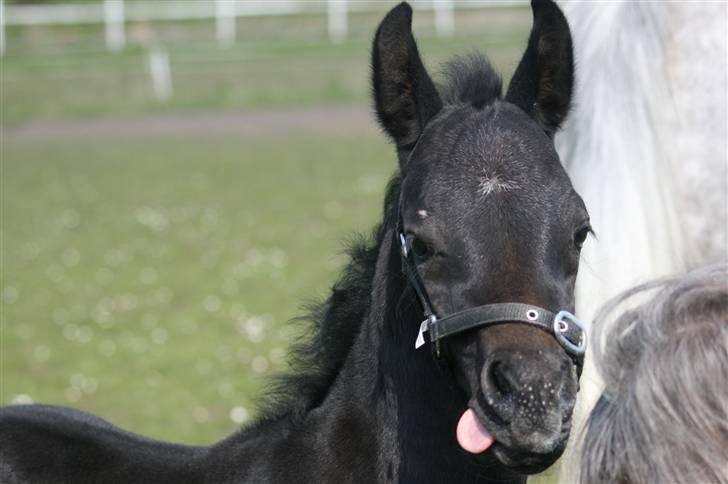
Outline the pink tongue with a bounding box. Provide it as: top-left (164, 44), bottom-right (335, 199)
top-left (456, 409), bottom-right (494, 454)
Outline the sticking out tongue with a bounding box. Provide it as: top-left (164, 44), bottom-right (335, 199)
top-left (456, 408), bottom-right (494, 454)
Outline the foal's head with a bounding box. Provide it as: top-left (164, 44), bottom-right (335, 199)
top-left (372, 0), bottom-right (589, 473)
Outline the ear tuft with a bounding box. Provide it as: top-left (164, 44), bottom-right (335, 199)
top-left (505, 0), bottom-right (574, 136)
top-left (371, 2), bottom-right (442, 169)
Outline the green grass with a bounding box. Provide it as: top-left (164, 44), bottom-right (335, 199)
top-left (1, 132), bottom-right (395, 442)
top-left (1, 7), bottom-right (529, 125)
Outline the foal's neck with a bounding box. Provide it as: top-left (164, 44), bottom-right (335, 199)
top-left (323, 230), bottom-right (526, 484)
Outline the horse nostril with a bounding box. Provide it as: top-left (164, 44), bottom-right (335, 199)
top-left (489, 360), bottom-right (513, 397)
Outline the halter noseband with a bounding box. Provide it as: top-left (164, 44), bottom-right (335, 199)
top-left (396, 206), bottom-right (587, 369)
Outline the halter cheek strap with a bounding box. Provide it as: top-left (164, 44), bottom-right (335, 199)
top-left (397, 206), bottom-right (587, 369)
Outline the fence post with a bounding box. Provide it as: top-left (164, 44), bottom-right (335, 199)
top-left (327, 0), bottom-right (347, 44)
top-left (104, 0), bottom-right (125, 51)
top-left (434, 0), bottom-right (454, 37)
top-left (216, 0), bottom-right (236, 47)
top-left (0, 0), bottom-right (5, 56)
top-left (148, 45), bottom-right (172, 101)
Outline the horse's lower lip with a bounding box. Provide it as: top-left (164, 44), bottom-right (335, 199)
top-left (490, 442), bottom-right (560, 474)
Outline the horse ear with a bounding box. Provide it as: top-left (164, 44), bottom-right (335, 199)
top-left (505, 0), bottom-right (574, 137)
top-left (371, 2), bottom-right (443, 169)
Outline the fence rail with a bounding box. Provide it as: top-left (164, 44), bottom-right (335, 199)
top-left (1, 0), bottom-right (528, 54)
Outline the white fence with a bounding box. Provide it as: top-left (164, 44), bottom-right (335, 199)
top-left (1, 0), bottom-right (528, 55)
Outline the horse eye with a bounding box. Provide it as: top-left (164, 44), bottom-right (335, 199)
top-left (410, 237), bottom-right (433, 260)
top-left (574, 226), bottom-right (592, 250)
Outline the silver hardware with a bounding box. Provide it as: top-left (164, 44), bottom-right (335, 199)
top-left (526, 309), bottom-right (539, 321)
top-left (399, 233), bottom-right (408, 257)
top-left (415, 314), bottom-right (437, 349)
top-left (553, 310), bottom-right (587, 355)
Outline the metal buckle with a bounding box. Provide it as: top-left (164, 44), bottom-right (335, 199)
top-left (399, 232), bottom-right (408, 258)
top-left (415, 314), bottom-right (437, 349)
top-left (553, 310), bottom-right (587, 356)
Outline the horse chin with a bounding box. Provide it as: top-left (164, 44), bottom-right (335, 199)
top-left (465, 403), bottom-right (570, 475)
top-left (488, 440), bottom-right (567, 475)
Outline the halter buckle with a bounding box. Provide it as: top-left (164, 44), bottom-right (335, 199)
top-left (399, 232), bottom-right (408, 258)
top-left (553, 310), bottom-right (587, 356)
top-left (415, 314), bottom-right (437, 349)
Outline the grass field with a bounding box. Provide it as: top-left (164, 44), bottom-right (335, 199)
top-left (2, 7), bottom-right (530, 124)
top-left (2, 131), bottom-right (395, 441)
top-left (2, 4), bottom-right (559, 482)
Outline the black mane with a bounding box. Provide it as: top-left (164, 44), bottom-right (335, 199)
top-left (257, 176), bottom-right (401, 421)
top-left (440, 53), bottom-right (503, 109)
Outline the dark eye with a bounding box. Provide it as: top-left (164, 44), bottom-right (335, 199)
top-left (409, 236), bottom-right (434, 261)
top-left (574, 225), bottom-right (592, 250)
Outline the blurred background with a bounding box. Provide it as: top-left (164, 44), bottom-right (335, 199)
top-left (1, 0), bottom-right (534, 451)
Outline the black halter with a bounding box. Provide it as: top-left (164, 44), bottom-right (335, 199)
top-left (396, 205), bottom-right (587, 370)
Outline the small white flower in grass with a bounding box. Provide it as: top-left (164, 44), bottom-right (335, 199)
top-left (34, 288), bottom-right (51, 307)
top-left (229, 406), bottom-right (249, 424)
top-left (77, 326), bottom-right (94, 344)
top-left (192, 407), bottom-right (209, 423)
top-left (135, 207), bottom-right (168, 232)
top-left (357, 175), bottom-right (381, 194)
top-left (181, 318), bottom-right (198, 335)
top-left (62, 324), bottom-right (80, 341)
top-left (324, 201), bottom-right (343, 220)
top-left (60, 210), bottom-right (81, 229)
top-left (146, 373), bottom-right (162, 388)
top-left (200, 251), bottom-right (219, 270)
top-left (218, 381), bottom-right (234, 398)
top-left (92, 308), bottom-right (113, 328)
top-left (242, 317), bottom-right (266, 343)
top-left (246, 249), bottom-right (263, 268)
top-left (70, 373), bottom-right (86, 389)
top-left (118, 294), bottom-right (138, 311)
top-left (269, 347), bottom-right (286, 366)
top-left (53, 308), bottom-right (69, 325)
top-left (104, 248), bottom-right (125, 267)
top-left (203, 295), bottom-right (221, 313)
top-left (155, 287), bottom-right (174, 305)
top-left (62, 248), bottom-right (80, 267)
top-left (65, 387), bottom-right (82, 403)
top-left (96, 267), bottom-right (114, 286)
top-left (270, 248), bottom-right (288, 269)
top-left (252, 356), bottom-right (269, 374)
top-left (2, 286), bottom-right (19, 304)
top-left (16, 324), bottom-right (33, 340)
top-left (99, 340), bottom-right (117, 357)
top-left (47, 264), bottom-right (64, 283)
top-left (33, 345), bottom-right (51, 363)
top-left (130, 336), bottom-right (149, 354)
top-left (141, 313), bottom-right (159, 329)
top-left (11, 394), bottom-right (33, 405)
top-left (237, 348), bottom-right (251, 365)
top-left (140, 267), bottom-right (158, 285)
top-left (202, 207), bottom-right (219, 227)
top-left (21, 242), bottom-right (40, 261)
top-left (216, 346), bottom-right (233, 363)
top-left (222, 278), bottom-right (239, 296)
top-left (82, 378), bottom-right (98, 394)
top-left (151, 328), bottom-right (168, 345)
top-left (196, 359), bottom-right (212, 375)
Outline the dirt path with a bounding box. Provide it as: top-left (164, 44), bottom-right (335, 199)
top-left (2, 105), bottom-right (379, 142)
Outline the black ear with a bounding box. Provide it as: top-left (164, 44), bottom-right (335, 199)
top-left (371, 2), bottom-right (442, 168)
top-left (505, 0), bottom-right (574, 136)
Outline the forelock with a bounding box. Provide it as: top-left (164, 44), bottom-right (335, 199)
top-left (440, 53), bottom-right (502, 109)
